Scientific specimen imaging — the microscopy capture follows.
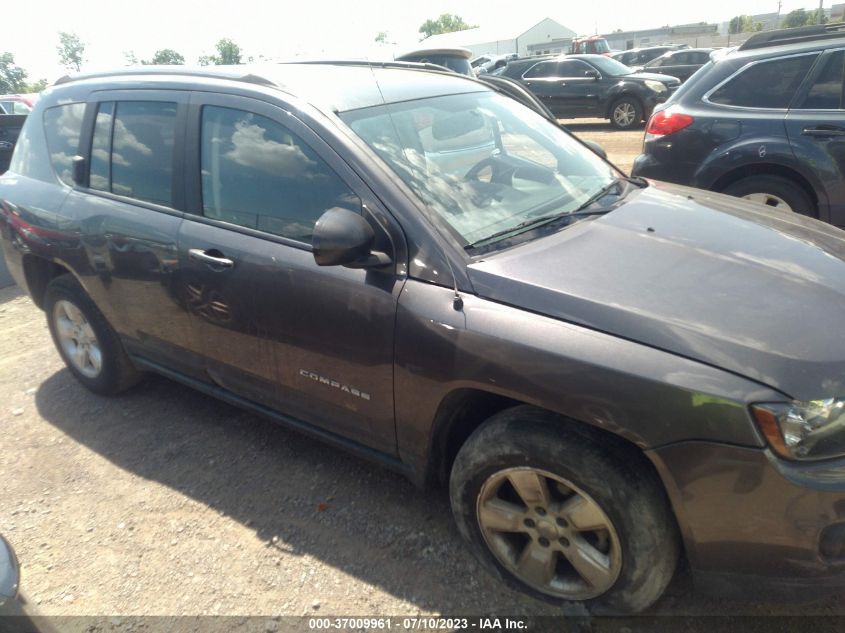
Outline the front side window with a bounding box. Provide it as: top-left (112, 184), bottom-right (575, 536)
top-left (557, 60), bottom-right (593, 77)
top-left (709, 54), bottom-right (818, 109)
top-left (342, 92), bottom-right (617, 249)
top-left (43, 102), bottom-right (86, 186)
top-left (88, 100), bottom-right (177, 206)
top-left (799, 51), bottom-right (844, 109)
top-left (200, 105), bottom-right (360, 242)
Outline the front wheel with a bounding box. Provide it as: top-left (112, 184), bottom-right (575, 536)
top-left (609, 97), bottom-right (643, 130)
top-left (449, 407), bottom-right (679, 614)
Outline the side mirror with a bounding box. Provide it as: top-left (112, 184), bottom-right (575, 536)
top-left (582, 140), bottom-right (607, 160)
top-left (72, 155), bottom-right (86, 186)
top-left (312, 208), bottom-right (391, 268)
top-left (584, 70), bottom-right (600, 80)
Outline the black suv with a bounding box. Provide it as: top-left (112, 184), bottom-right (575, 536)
top-left (633, 24), bottom-right (845, 222)
top-left (505, 54), bottom-right (680, 129)
top-left (6, 63), bottom-right (845, 614)
top-left (634, 48), bottom-right (714, 83)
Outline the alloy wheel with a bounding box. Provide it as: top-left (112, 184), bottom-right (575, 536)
top-left (741, 192), bottom-right (793, 212)
top-left (476, 467), bottom-right (622, 600)
top-left (53, 299), bottom-right (103, 378)
top-left (612, 103), bottom-right (636, 128)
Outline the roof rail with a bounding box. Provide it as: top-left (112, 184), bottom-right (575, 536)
top-left (284, 59), bottom-right (456, 74)
top-left (53, 66), bottom-right (278, 87)
top-left (738, 23), bottom-right (845, 51)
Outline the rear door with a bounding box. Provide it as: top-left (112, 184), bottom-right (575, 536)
top-left (785, 48), bottom-right (845, 223)
top-left (177, 92), bottom-right (404, 453)
top-left (60, 91), bottom-right (204, 378)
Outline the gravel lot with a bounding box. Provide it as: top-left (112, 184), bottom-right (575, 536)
top-left (1, 123), bottom-right (843, 629)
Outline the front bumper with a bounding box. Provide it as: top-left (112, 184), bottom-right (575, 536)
top-left (648, 442), bottom-right (845, 599)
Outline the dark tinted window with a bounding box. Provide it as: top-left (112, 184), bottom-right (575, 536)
top-left (200, 105), bottom-right (360, 242)
top-left (691, 51), bottom-right (711, 64)
top-left (87, 101), bottom-right (177, 205)
top-left (646, 54), bottom-right (671, 68)
top-left (800, 51), bottom-right (845, 109)
top-left (523, 61), bottom-right (558, 78)
top-left (557, 60), bottom-right (593, 77)
top-left (43, 103), bottom-right (85, 186)
top-left (709, 54), bottom-right (818, 108)
top-left (89, 102), bottom-right (113, 192)
top-left (710, 55), bottom-right (816, 108)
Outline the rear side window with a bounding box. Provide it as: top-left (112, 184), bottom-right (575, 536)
top-left (200, 105), bottom-right (360, 243)
top-left (523, 61), bottom-right (557, 78)
top-left (88, 100), bottom-right (177, 206)
top-left (43, 103), bottom-right (85, 186)
top-left (557, 60), bottom-right (592, 77)
top-left (708, 54), bottom-right (818, 109)
top-left (799, 51), bottom-right (845, 109)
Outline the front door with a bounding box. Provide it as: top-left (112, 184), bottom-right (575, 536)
top-left (177, 93), bottom-right (404, 453)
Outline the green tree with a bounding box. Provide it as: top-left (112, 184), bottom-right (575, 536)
top-left (123, 50), bottom-right (139, 65)
top-left (0, 53), bottom-right (27, 93)
top-left (782, 8), bottom-right (810, 28)
top-left (375, 31), bottom-right (388, 43)
top-left (145, 49), bottom-right (185, 65)
top-left (809, 8), bottom-right (828, 25)
top-left (57, 31), bottom-right (85, 72)
top-left (418, 14), bottom-right (476, 40)
top-left (199, 38), bottom-right (243, 65)
top-left (728, 15), bottom-right (753, 34)
top-left (22, 78), bottom-right (48, 93)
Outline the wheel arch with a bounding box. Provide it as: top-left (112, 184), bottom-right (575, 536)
top-left (22, 255), bottom-right (73, 309)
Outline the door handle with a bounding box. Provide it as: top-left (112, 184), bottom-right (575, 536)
top-left (802, 126), bottom-right (845, 137)
top-left (188, 248), bottom-right (234, 269)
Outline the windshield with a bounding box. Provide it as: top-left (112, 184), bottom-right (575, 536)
top-left (592, 40), bottom-right (611, 54)
top-left (586, 56), bottom-right (633, 77)
top-left (340, 91), bottom-right (617, 248)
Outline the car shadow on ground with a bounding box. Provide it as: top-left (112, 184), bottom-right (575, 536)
top-left (32, 368), bottom-right (843, 620)
top-left (560, 121), bottom-right (645, 133)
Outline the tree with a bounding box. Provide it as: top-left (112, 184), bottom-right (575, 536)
top-left (809, 8), bottom-right (828, 25)
top-left (0, 53), bottom-right (27, 93)
top-left (146, 49), bottom-right (185, 65)
top-left (418, 14), bottom-right (476, 40)
top-left (374, 31), bottom-right (388, 44)
top-left (22, 78), bottom-right (48, 93)
top-left (123, 50), bottom-right (139, 65)
top-left (198, 38), bottom-right (243, 65)
top-left (782, 8), bottom-right (810, 28)
top-left (57, 31), bottom-right (85, 72)
top-left (728, 15), bottom-right (754, 34)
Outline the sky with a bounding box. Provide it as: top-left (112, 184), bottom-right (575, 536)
top-left (4, 0), bottom-right (828, 83)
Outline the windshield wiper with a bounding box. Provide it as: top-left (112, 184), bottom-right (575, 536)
top-left (466, 179), bottom-right (633, 250)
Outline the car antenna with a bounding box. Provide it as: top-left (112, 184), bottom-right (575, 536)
top-left (365, 57), bottom-right (463, 312)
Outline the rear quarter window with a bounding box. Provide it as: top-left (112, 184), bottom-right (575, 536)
top-left (43, 102), bottom-right (86, 186)
top-left (708, 54), bottom-right (818, 109)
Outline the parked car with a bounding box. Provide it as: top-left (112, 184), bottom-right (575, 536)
top-left (514, 54), bottom-right (680, 128)
top-left (395, 47), bottom-right (473, 76)
top-left (633, 24), bottom-right (845, 220)
top-left (569, 36), bottom-right (611, 55)
top-left (633, 48), bottom-right (714, 83)
top-left (0, 95), bottom-right (34, 115)
top-left (612, 45), bottom-right (687, 68)
top-left (7, 63), bottom-right (845, 614)
top-left (0, 115), bottom-right (26, 174)
top-left (491, 54), bottom-right (555, 79)
top-left (470, 54), bottom-right (509, 75)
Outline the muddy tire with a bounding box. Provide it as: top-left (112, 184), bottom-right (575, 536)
top-left (449, 406), bottom-right (679, 614)
top-left (45, 274), bottom-right (143, 395)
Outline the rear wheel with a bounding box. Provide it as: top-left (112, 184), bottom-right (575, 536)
top-left (609, 97), bottom-right (643, 130)
top-left (450, 406), bottom-right (679, 614)
top-left (722, 175), bottom-right (815, 216)
top-left (45, 274), bottom-right (143, 395)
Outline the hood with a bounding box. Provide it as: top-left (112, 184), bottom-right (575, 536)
top-left (467, 182), bottom-right (845, 401)
top-left (628, 71), bottom-right (679, 85)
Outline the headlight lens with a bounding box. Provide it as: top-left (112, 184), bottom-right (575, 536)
top-left (752, 399), bottom-right (845, 460)
top-left (644, 80), bottom-right (667, 93)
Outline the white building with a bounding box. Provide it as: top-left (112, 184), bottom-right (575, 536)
top-left (418, 18), bottom-right (576, 58)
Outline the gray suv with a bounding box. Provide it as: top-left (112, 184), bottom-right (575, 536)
top-left (3, 63), bottom-right (845, 614)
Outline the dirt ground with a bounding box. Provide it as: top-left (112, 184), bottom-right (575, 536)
top-left (1, 124), bottom-right (843, 627)
top-left (561, 119), bottom-right (643, 174)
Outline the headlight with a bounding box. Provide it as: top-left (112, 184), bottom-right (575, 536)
top-left (644, 80), bottom-right (667, 94)
top-left (752, 399), bottom-right (845, 460)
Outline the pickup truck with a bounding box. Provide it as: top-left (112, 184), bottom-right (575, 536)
top-left (0, 114), bottom-right (26, 175)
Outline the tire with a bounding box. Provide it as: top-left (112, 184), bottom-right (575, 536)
top-left (722, 175), bottom-right (815, 216)
top-left (609, 97), bottom-right (643, 130)
top-left (44, 274), bottom-right (143, 395)
top-left (449, 406), bottom-right (679, 614)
